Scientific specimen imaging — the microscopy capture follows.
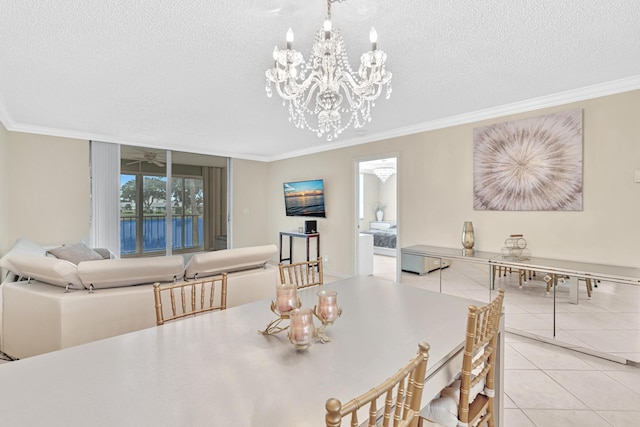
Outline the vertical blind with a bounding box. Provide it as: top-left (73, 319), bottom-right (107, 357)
top-left (89, 141), bottom-right (121, 257)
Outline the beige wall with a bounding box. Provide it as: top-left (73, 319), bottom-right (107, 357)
top-left (262, 90), bottom-right (640, 274)
top-left (361, 173), bottom-right (380, 227)
top-left (6, 132), bottom-right (90, 247)
top-left (266, 148), bottom-right (361, 275)
top-left (230, 159), bottom-right (270, 248)
top-left (0, 123), bottom-right (8, 256)
top-left (378, 173), bottom-right (397, 222)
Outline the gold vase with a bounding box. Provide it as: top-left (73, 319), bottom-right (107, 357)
top-left (461, 221), bottom-right (475, 250)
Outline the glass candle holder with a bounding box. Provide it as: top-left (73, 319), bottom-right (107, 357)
top-left (288, 308), bottom-right (315, 350)
top-left (275, 283), bottom-right (298, 314)
top-left (316, 290), bottom-right (339, 324)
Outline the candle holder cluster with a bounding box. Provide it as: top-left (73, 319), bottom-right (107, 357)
top-left (259, 284), bottom-right (342, 350)
top-left (500, 234), bottom-right (531, 261)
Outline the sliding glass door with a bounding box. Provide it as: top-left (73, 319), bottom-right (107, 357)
top-left (119, 146), bottom-right (227, 257)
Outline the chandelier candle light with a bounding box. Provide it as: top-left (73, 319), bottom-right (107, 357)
top-left (265, 0), bottom-right (392, 141)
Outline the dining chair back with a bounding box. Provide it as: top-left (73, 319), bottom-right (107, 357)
top-left (279, 257), bottom-right (323, 289)
top-left (153, 274), bottom-right (227, 325)
top-left (458, 288), bottom-right (504, 427)
top-left (325, 342), bottom-right (430, 427)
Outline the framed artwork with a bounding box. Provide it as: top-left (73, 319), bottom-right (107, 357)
top-left (473, 109), bottom-right (583, 211)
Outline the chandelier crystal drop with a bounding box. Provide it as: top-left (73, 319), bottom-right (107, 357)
top-left (373, 167), bottom-right (395, 184)
top-left (265, 0), bottom-right (392, 141)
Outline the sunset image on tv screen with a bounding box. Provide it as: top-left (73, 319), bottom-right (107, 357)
top-left (283, 179), bottom-right (326, 217)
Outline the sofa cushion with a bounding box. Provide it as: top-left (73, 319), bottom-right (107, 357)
top-left (9, 254), bottom-right (84, 289)
top-left (0, 237), bottom-right (46, 276)
top-left (184, 244), bottom-right (277, 279)
top-left (78, 256), bottom-right (185, 289)
top-left (48, 242), bottom-right (105, 265)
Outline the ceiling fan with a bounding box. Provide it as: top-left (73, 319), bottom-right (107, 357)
top-left (125, 151), bottom-right (165, 168)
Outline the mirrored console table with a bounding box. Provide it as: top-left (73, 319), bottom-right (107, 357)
top-left (401, 244), bottom-right (640, 364)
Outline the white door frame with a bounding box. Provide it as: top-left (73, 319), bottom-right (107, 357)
top-left (354, 153), bottom-right (400, 280)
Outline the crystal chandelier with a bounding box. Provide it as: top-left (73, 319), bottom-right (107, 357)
top-left (265, 0), bottom-right (392, 141)
top-left (373, 167), bottom-right (395, 184)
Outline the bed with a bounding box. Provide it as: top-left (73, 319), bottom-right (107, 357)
top-left (361, 222), bottom-right (397, 256)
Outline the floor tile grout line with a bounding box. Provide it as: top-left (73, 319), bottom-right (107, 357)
top-left (598, 370), bottom-right (640, 399)
top-left (522, 408), bottom-right (615, 427)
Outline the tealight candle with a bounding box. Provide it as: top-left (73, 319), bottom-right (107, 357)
top-left (276, 283), bottom-right (298, 314)
top-left (317, 290), bottom-right (339, 324)
top-left (288, 308), bottom-right (315, 350)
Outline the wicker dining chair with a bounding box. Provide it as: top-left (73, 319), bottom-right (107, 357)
top-left (492, 265), bottom-right (535, 288)
top-left (279, 257), bottom-right (323, 289)
top-left (577, 277), bottom-right (594, 298)
top-left (153, 273), bottom-right (227, 326)
top-left (326, 342), bottom-right (430, 427)
top-left (545, 274), bottom-right (594, 298)
top-left (420, 289), bottom-right (504, 427)
top-left (458, 289), bottom-right (504, 427)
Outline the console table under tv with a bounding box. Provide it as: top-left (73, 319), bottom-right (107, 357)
top-left (279, 231), bottom-right (320, 264)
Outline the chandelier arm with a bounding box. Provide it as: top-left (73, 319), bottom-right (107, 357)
top-left (361, 83), bottom-right (383, 102)
top-left (299, 78), bottom-right (323, 111)
top-left (341, 67), bottom-right (387, 100)
top-left (272, 71), bottom-right (319, 101)
top-left (337, 80), bottom-right (363, 111)
top-left (272, 82), bottom-right (300, 101)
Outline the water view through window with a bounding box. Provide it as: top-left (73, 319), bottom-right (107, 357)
top-left (120, 146), bottom-right (227, 257)
top-left (120, 174), bottom-right (204, 255)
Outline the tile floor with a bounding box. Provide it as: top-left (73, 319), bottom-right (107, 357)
top-left (501, 333), bottom-right (640, 427)
top-left (373, 254), bottom-right (640, 426)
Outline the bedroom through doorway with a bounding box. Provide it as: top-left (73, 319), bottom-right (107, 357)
top-left (357, 157), bottom-right (398, 280)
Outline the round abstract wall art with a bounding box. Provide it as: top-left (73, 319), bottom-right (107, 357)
top-left (473, 109), bottom-right (583, 211)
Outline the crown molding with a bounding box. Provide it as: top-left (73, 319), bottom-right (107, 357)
top-left (0, 121), bottom-right (270, 162)
top-left (2, 75), bottom-right (639, 163)
top-left (267, 75), bottom-right (640, 162)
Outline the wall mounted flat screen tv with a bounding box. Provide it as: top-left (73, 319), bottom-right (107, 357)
top-left (283, 179), bottom-right (326, 218)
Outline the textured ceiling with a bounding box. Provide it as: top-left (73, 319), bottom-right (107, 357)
top-left (0, 0), bottom-right (639, 161)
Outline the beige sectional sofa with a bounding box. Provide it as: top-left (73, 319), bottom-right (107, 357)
top-left (0, 238), bottom-right (278, 359)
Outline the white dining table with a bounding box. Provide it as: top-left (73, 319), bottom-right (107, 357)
top-left (0, 276), bottom-right (504, 426)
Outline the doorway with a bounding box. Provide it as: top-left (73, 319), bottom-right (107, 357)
top-left (356, 157), bottom-right (398, 280)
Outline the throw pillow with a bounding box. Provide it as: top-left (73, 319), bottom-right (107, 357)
top-left (92, 248), bottom-right (112, 259)
top-left (48, 242), bottom-right (105, 265)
